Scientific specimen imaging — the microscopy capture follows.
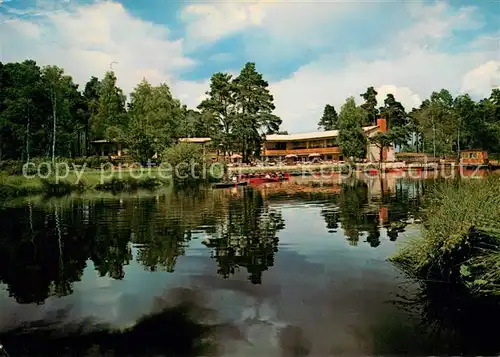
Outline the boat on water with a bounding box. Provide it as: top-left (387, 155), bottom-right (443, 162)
top-left (247, 176), bottom-right (289, 185)
top-left (212, 172), bottom-right (290, 188)
top-left (212, 181), bottom-right (248, 189)
top-left (241, 173), bottom-right (291, 185)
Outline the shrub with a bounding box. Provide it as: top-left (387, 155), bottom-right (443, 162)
top-left (162, 143), bottom-right (208, 185)
top-left (95, 177), bottom-right (161, 193)
top-left (40, 178), bottom-right (86, 197)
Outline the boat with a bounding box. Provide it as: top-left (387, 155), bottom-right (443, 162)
top-left (244, 173), bottom-right (290, 185)
top-left (248, 177), bottom-right (279, 184)
top-left (212, 181), bottom-right (248, 189)
top-left (385, 168), bottom-right (405, 174)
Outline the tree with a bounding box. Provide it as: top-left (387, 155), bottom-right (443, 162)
top-left (360, 86), bottom-right (379, 126)
top-left (92, 71), bottom-right (127, 140)
top-left (177, 107), bottom-right (217, 138)
top-left (379, 94), bottom-right (407, 129)
top-left (198, 63), bottom-right (281, 162)
top-left (198, 72), bottom-right (235, 156)
top-left (0, 61), bottom-right (47, 160)
top-left (232, 62), bottom-right (281, 162)
top-left (82, 76), bottom-right (101, 154)
top-left (318, 104), bottom-right (338, 131)
top-left (474, 96), bottom-right (500, 153)
top-left (338, 97), bottom-right (368, 160)
top-left (379, 93), bottom-right (409, 148)
top-left (42, 66), bottom-right (83, 163)
top-left (125, 79), bottom-right (183, 161)
top-left (453, 94), bottom-right (476, 154)
top-left (42, 66), bottom-right (64, 165)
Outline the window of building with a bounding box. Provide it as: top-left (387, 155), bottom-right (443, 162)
top-left (276, 142), bottom-right (287, 150)
top-left (326, 139), bottom-right (337, 147)
top-left (309, 140), bottom-right (324, 149)
top-left (292, 141), bottom-right (307, 149)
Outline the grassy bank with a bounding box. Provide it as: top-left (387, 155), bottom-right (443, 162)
top-left (0, 169), bottom-right (171, 200)
top-left (390, 175), bottom-right (500, 296)
top-left (0, 158), bottom-right (225, 200)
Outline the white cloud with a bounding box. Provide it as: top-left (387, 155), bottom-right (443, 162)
top-left (376, 85), bottom-right (422, 110)
top-left (461, 60), bottom-right (500, 96)
top-left (1, 1), bottom-right (194, 97)
top-left (270, 49), bottom-right (496, 132)
top-left (171, 79), bottom-right (210, 109)
top-left (180, 1), bottom-right (265, 44)
top-left (180, 0), bottom-right (367, 52)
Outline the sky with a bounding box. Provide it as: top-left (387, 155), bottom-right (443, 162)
top-left (0, 0), bottom-right (499, 133)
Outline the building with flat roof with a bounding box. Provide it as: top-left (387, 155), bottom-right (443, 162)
top-left (263, 118), bottom-right (394, 162)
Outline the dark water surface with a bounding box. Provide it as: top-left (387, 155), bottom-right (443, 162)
top-left (0, 176), bottom-right (484, 356)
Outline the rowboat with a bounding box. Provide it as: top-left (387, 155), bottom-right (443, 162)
top-left (247, 176), bottom-right (289, 185)
top-left (212, 181), bottom-right (248, 189)
top-left (239, 172), bottom-right (291, 185)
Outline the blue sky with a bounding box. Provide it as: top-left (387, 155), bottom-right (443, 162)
top-left (1, 0), bottom-right (499, 132)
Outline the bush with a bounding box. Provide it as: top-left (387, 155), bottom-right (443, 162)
top-left (95, 177), bottom-right (161, 193)
top-left (162, 143), bottom-right (208, 185)
top-left (390, 175), bottom-right (500, 296)
top-left (40, 178), bottom-right (86, 197)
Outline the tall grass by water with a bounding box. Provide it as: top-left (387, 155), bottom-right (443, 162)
top-left (0, 171), bottom-right (169, 201)
top-left (390, 175), bottom-right (500, 296)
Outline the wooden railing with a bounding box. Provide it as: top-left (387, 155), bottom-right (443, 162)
top-left (263, 147), bottom-right (341, 156)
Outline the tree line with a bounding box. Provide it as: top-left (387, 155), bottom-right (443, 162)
top-left (318, 86), bottom-right (500, 159)
top-left (2, 59), bottom-right (500, 164)
top-left (0, 60), bottom-right (281, 163)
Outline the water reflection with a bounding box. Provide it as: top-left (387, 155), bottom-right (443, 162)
top-left (0, 288), bottom-right (221, 357)
top-left (4, 176), bottom-right (498, 355)
top-left (0, 178), bottom-right (425, 304)
top-left (370, 279), bottom-right (500, 356)
top-left (202, 188), bottom-right (285, 284)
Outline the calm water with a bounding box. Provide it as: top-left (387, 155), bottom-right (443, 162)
top-left (0, 176), bottom-right (491, 356)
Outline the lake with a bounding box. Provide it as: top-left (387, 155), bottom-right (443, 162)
top-left (0, 175), bottom-right (488, 356)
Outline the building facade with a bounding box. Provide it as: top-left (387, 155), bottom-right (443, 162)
top-left (90, 139), bottom-right (123, 158)
top-left (263, 118), bottom-right (394, 162)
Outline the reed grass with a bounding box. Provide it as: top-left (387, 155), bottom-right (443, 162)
top-left (390, 175), bottom-right (500, 296)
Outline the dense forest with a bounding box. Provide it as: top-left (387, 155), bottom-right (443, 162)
top-left (1, 59), bottom-right (499, 163)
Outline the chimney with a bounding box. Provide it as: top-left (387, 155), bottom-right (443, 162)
top-left (377, 117), bottom-right (387, 133)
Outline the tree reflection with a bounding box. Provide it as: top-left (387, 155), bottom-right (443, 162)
top-left (202, 188), bottom-right (285, 284)
top-left (87, 202), bottom-right (133, 280)
top-left (337, 181), bottom-right (369, 246)
top-left (0, 205), bottom-right (90, 304)
top-left (0, 178), bottom-right (428, 304)
top-left (328, 179), bottom-right (426, 246)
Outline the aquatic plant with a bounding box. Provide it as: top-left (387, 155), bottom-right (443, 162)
top-left (390, 175), bottom-right (500, 295)
top-left (40, 178), bottom-right (86, 197)
top-left (94, 177), bottom-right (161, 193)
